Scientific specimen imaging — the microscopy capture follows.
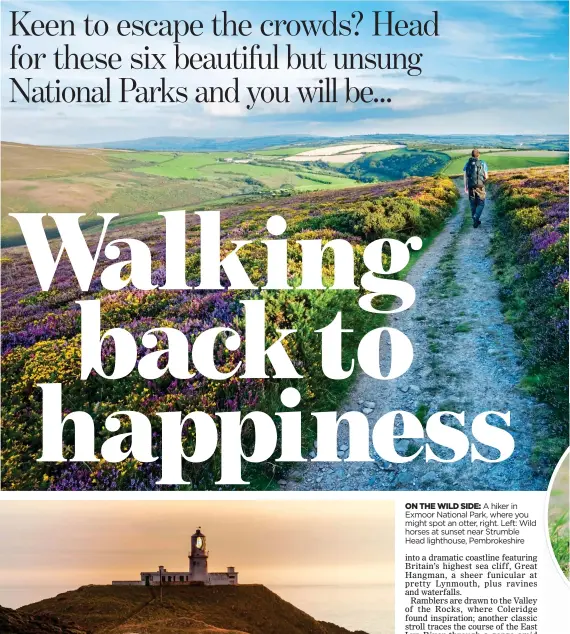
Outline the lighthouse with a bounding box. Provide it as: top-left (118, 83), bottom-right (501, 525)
top-left (189, 527), bottom-right (208, 582)
top-left (112, 526), bottom-right (238, 586)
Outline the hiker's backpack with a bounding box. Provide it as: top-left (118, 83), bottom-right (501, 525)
top-left (466, 157), bottom-right (485, 188)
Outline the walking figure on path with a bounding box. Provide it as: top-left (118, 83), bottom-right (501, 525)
top-left (464, 149), bottom-right (488, 228)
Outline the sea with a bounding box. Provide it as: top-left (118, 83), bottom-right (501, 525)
top-left (269, 584), bottom-right (394, 634)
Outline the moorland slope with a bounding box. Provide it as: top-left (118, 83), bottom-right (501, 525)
top-left (18, 584), bottom-right (369, 634)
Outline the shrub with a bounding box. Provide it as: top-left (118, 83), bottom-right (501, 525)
top-left (1, 176), bottom-right (459, 490)
top-left (490, 166), bottom-right (568, 472)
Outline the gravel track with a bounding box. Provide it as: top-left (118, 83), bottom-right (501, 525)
top-left (283, 183), bottom-right (549, 491)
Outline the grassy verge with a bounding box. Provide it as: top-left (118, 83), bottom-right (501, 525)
top-left (412, 189), bottom-right (470, 418)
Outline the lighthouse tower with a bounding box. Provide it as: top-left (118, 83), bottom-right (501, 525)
top-left (189, 527), bottom-right (209, 582)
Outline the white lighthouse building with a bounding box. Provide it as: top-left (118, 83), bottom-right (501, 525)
top-left (112, 528), bottom-right (238, 587)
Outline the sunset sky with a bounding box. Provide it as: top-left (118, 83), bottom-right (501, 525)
top-left (0, 500), bottom-right (394, 610)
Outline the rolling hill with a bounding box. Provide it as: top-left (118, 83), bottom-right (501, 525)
top-left (2, 137), bottom-right (567, 247)
top-left (79, 135), bottom-right (325, 152)
top-left (0, 142), bottom-right (357, 245)
top-left (80, 134), bottom-right (569, 153)
top-left (341, 148), bottom-right (449, 181)
top-left (17, 584), bottom-right (370, 634)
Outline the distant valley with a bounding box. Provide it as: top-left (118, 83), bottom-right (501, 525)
top-left (2, 134), bottom-right (567, 246)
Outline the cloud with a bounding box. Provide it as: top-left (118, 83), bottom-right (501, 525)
top-left (502, 78), bottom-right (543, 87)
top-left (314, 99), bottom-right (569, 136)
top-left (429, 74), bottom-right (464, 84)
top-left (487, 1), bottom-right (566, 25)
top-left (1, 0), bottom-right (567, 142)
top-left (3, 72), bottom-right (567, 145)
top-left (437, 16), bottom-right (567, 62)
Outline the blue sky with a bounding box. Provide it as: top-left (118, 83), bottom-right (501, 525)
top-left (2, 1), bottom-right (568, 143)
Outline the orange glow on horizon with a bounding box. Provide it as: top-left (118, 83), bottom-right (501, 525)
top-left (0, 500), bottom-right (394, 609)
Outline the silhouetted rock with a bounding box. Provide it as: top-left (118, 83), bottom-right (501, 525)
top-left (0, 605), bottom-right (88, 634)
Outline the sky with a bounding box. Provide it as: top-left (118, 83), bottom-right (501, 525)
top-left (1, 1), bottom-right (568, 144)
top-left (0, 500), bottom-right (394, 610)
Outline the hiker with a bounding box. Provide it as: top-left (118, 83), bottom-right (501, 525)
top-left (463, 149), bottom-right (488, 228)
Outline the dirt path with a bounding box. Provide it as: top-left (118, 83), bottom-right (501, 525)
top-left (284, 183), bottom-right (549, 491)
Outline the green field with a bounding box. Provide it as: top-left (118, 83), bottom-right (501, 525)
top-left (109, 151), bottom-right (178, 164)
top-left (1, 143), bottom-right (357, 244)
top-left (251, 146), bottom-right (318, 156)
top-left (442, 150), bottom-right (568, 175)
top-left (126, 150), bottom-right (357, 190)
top-left (4, 140), bottom-right (567, 245)
top-left (131, 152), bottom-right (245, 179)
top-left (442, 148), bottom-right (510, 157)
